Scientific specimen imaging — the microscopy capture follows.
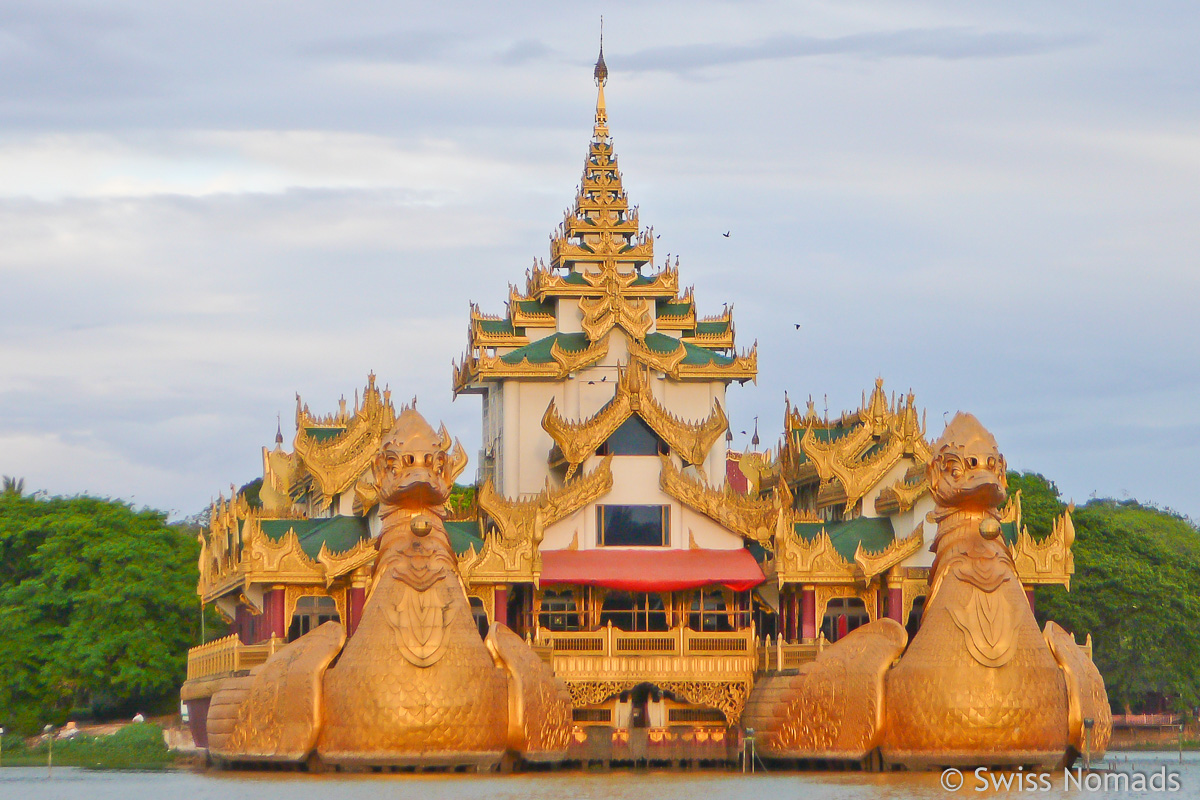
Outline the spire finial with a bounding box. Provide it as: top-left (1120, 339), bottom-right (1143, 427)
top-left (275, 413), bottom-right (283, 446)
top-left (593, 18), bottom-right (609, 139)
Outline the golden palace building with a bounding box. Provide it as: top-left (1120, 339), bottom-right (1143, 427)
top-left (181, 47), bottom-right (1080, 758)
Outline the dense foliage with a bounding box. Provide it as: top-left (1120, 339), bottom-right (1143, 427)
top-left (0, 490), bottom-right (203, 734)
top-left (1014, 473), bottom-right (1200, 713)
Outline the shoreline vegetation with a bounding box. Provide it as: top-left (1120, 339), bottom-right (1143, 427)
top-left (0, 473), bottom-right (1198, 744)
top-left (0, 723), bottom-right (175, 769)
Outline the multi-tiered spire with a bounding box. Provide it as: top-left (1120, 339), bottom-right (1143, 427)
top-left (453, 42), bottom-right (756, 393)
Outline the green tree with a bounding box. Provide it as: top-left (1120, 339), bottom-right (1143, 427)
top-left (1015, 472), bottom-right (1200, 713)
top-left (0, 492), bottom-right (203, 733)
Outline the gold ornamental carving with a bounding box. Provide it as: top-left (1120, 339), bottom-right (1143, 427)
top-left (282, 585), bottom-right (347, 635)
top-left (293, 373), bottom-right (397, 507)
top-left (1011, 506), bottom-right (1075, 588)
top-left (543, 361), bottom-right (728, 478)
top-left (1043, 621), bottom-right (1112, 757)
top-left (784, 380), bottom-right (931, 513)
top-left (853, 522), bottom-right (924, 579)
top-left (658, 454), bottom-right (777, 546)
top-left (745, 620), bottom-right (907, 759)
top-left (655, 680), bottom-right (753, 724)
top-left (773, 526), bottom-right (858, 585)
top-left (814, 584), bottom-right (879, 628)
top-left (454, 334), bottom-right (610, 393)
top-left (567, 680), bottom-right (640, 709)
top-left (203, 409), bottom-right (571, 769)
top-left (465, 456), bottom-right (613, 584)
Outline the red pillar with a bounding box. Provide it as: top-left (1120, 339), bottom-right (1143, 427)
top-left (801, 588), bottom-right (816, 640)
top-left (888, 587), bottom-right (904, 623)
top-left (264, 588), bottom-right (286, 641)
top-left (348, 587), bottom-right (366, 636)
top-left (1026, 589), bottom-right (1036, 614)
top-left (494, 585), bottom-right (509, 628)
top-left (787, 590), bottom-right (798, 642)
top-left (836, 614), bottom-right (848, 641)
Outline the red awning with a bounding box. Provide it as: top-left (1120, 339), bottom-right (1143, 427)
top-left (540, 548), bottom-right (766, 593)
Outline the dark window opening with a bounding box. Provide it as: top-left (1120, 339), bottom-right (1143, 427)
top-left (468, 596), bottom-right (490, 639)
top-left (600, 592), bottom-right (668, 632)
top-left (539, 589), bottom-right (583, 631)
top-left (821, 597), bottom-right (869, 643)
top-left (598, 504), bottom-right (669, 547)
top-left (597, 416), bottom-right (668, 457)
top-left (286, 595), bottom-right (340, 642)
top-left (688, 589), bottom-right (747, 632)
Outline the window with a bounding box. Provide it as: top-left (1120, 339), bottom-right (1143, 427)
top-left (599, 592), bottom-right (668, 631)
top-left (286, 595), bottom-right (340, 642)
top-left (598, 416), bottom-right (667, 457)
top-left (597, 504), bottom-right (669, 546)
top-left (538, 589), bottom-right (583, 631)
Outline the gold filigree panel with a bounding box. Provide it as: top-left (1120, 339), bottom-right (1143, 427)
top-left (463, 457), bottom-right (613, 583)
top-left (659, 455), bottom-right (777, 546)
top-left (293, 374), bottom-right (396, 507)
top-left (543, 361), bottom-right (727, 478)
top-left (1012, 507), bottom-right (1075, 588)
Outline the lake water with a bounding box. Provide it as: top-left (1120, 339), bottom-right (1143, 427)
top-left (1, 752), bottom-right (1198, 800)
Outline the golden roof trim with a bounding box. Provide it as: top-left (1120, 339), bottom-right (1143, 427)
top-left (854, 522), bottom-right (924, 579)
top-left (1012, 506), bottom-right (1075, 588)
top-left (542, 361), bottom-right (728, 478)
top-left (462, 456), bottom-right (614, 584)
top-left (453, 334), bottom-right (610, 393)
top-left (658, 455), bottom-right (777, 546)
top-left (293, 374), bottom-right (396, 507)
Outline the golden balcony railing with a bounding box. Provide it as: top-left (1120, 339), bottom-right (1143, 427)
top-left (186, 634), bottom-right (285, 681)
top-left (754, 634), bottom-right (826, 672)
top-left (535, 623), bottom-right (758, 685)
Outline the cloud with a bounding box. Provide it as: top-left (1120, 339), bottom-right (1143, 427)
top-left (299, 29), bottom-right (459, 63)
top-left (619, 28), bottom-right (1090, 74)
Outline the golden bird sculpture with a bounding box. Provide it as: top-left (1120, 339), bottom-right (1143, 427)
top-left (206, 408), bottom-right (571, 770)
top-left (745, 413), bottom-right (1110, 769)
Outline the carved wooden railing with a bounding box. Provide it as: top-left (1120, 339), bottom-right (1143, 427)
top-left (535, 624), bottom-right (758, 685)
top-left (186, 634), bottom-right (284, 681)
top-left (754, 635), bottom-right (826, 672)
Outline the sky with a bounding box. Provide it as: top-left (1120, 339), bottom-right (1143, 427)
top-left (0, 1), bottom-right (1197, 521)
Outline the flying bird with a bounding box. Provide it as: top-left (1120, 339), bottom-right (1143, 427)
top-left (794, 323), bottom-right (802, 329)
top-left (722, 231), bottom-right (730, 238)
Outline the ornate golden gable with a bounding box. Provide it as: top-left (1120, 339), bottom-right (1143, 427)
top-left (1011, 506), bottom-right (1076, 588)
top-left (462, 456), bottom-right (614, 584)
top-left (658, 455), bottom-right (778, 547)
top-left (542, 361), bottom-right (728, 478)
top-left (293, 374), bottom-right (396, 508)
top-left (790, 379), bottom-right (930, 511)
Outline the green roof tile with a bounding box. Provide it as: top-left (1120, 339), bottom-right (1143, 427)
top-left (304, 427), bottom-right (345, 443)
top-left (792, 516), bottom-right (896, 562)
top-left (260, 516), bottom-right (370, 559)
top-left (500, 332), bottom-right (591, 365)
top-left (695, 320), bottom-right (731, 335)
top-left (517, 299), bottom-right (554, 316)
top-left (444, 520), bottom-right (485, 556)
top-left (477, 318), bottom-right (517, 335)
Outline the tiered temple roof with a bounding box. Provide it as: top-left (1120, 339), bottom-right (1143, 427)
top-left (454, 58), bottom-right (755, 393)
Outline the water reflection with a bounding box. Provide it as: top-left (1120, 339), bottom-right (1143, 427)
top-left (2, 752), bottom-right (1199, 800)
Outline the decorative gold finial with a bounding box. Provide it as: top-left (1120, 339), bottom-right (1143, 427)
top-left (593, 18), bottom-right (609, 139)
top-left (594, 18), bottom-right (607, 86)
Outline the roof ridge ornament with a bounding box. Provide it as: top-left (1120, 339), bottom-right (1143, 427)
top-left (593, 18), bottom-right (609, 139)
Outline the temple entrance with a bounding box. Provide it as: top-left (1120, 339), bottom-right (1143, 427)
top-left (906, 596), bottom-right (926, 640)
top-left (820, 597), bottom-right (868, 643)
top-left (286, 595), bottom-right (339, 642)
top-left (619, 683), bottom-right (664, 728)
top-left (468, 596), bottom-right (489, 638)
